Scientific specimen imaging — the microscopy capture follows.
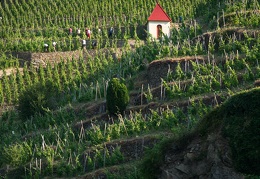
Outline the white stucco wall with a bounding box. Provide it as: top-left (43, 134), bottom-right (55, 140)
top-left (147, 21), bottom-right (171, 39)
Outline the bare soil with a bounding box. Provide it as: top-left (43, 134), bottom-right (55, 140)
top-left (0, 67), bottom-right (23, 78)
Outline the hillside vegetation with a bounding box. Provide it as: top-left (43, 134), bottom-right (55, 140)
top-left (0, 0), bottom-right (259, 178)
top-left (141, 87), bottom-right (260, 178)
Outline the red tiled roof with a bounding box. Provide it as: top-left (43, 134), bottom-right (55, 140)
top-left (148, 3), bottom-right (171, 22)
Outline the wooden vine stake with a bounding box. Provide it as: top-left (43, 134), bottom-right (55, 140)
top-left (83, 154), bottom-right (87, 172)
top-left (214, 93), bottom-right (219, 106)
top-left (103, 145), bottom-right (106, 167)
top-left (222, 9), bottom-right (225, 27)
top-left (194, 20), bottom-right (197, 37)
top-left (161, 80), bottom-right (163, 100)
top-left (141, 84), bottom-right (143, 105)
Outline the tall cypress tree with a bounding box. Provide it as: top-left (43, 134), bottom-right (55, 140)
top-left (106, 78), bottom-right (129, 115)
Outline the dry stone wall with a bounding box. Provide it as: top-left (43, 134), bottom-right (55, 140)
top-left (160, 133), bottom-right (244, 179)
top-left (147, 56), bottom-right (206, 87)
top-left (31, 50), bottom-right (82, 66)
top-left (10, 50), bottom-right (82, 67)
top-left (10, 39), bottom-right (128, 67)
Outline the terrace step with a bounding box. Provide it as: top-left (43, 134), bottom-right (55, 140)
top-left (80, 132), bottom-right (173, 176)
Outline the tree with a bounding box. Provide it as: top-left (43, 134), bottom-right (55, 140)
top-left (106, 78), bottom-right (129, 115)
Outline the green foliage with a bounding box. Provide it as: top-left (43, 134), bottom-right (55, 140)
top-left (18, 80), bottom-right (62, 120)
top-left (83, 146), bottom-right (124, 173)
top-left (105, 162), bottom-right (143, 179)
top-left (140, 138), bottom-right (170, 179)
top-left (245, 175), bottom-right (260, 179)
top-left (106, 78), bottom-right (129, 115)
top-left (197, 88), bottom-right (260, 175)
top-left (1, 141), bottom-right (32, 167)
top-left (56, 153), bottom-right (81, 177)
top-left (140, 132), bottom-right (193, 179)
top-left (109, 146), bottom-right (124, 165)
top-left (174, 62), bottom-right (185, 80)
top-left (143, 84), bottom-right (153, 103)
top-left (222, 88), bottom-right (260, 175)
top-left (87, 125), bottom-right (105, 145)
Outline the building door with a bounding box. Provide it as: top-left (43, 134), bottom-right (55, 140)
top-left (157, 25), bottom-right (162, 38)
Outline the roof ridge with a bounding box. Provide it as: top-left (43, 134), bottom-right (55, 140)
top-left (148, 2), bottom-right (171, 22)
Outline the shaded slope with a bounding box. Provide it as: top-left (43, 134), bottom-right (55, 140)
top-left (141, 87), bottom-right (260, 178)
top-left (198, 87), bottom-right (260, 175)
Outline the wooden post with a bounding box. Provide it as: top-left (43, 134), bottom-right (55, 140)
top-left (160, 80), bottom-right (163, 100)
top-left (141, 84), bottom-right (143, 105)
top-left (95, 82), bottom-right (98, 101)
top-left (222, 9), bottom-right (225, 27)
top-left (194, 20), bottom-right (197, 37)
top-left (103, 145), bottom-right (106, 167)
top-left (217, 12), bottom-right (219, 28)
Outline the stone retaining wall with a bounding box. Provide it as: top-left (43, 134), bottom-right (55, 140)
top-left (9, 50), bottom-right (82, 66)
top-left (9, 39), bottom-right (127, 66)
top-left (31, 50), bottom-right (82, 66)
top-left (147, 56), bottom-right (206, 87)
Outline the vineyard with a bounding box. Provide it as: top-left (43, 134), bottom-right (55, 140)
top-left (0, 0), bottom-right (260, 178)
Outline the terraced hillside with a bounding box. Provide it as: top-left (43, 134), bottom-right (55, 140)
top-left (0, 0), bottom-right (259, 178)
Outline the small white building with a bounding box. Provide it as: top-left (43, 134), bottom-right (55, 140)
top-left (147, 2), bottom-right (171, 39)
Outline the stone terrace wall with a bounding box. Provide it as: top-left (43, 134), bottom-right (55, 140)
top-left (10, 39), bottom-right (127, 67)
top-left (147, 56), bottom-right (206, 87)
top-left (10, 50), bottom-right (82, 67)
top-left (31, 50), bottom-right (82, 66)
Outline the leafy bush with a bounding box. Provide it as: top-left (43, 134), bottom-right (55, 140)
top-left (18, 80), bottom-right (62, 120)
top-left (1, 142), bottom-right (32, 167)
top-left (106, 78), bottom-right (129, 115)
top-left (139, 139), bottom-right (168, 179)
top-left (140, 132), bottom-right (193, 179)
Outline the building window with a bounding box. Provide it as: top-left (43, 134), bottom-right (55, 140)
top-left (157, 25), bottom-right (162, 38)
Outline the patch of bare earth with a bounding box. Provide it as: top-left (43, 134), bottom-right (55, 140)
top-left (0, 67), bottom-right (23, 78)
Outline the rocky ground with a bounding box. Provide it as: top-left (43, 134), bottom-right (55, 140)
top-left (160, 131), bottom-right (244, 179)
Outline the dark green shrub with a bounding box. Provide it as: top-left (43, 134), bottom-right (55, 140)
top-left (78, 89), bottom-right (94, 102)
top-left (18, 80), bottom-right (61, 120)
top-left (1, 141), bottom-right (32, 167)
top-left (222, 88), bottom-right (260, 175)
top-left (106, 78), bottom-right (129, 115)
top-left (140, 132), bottom-right (193, 179)
top-left (197, 88), bottom-right (260, 175)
